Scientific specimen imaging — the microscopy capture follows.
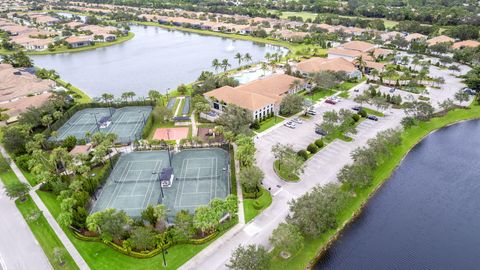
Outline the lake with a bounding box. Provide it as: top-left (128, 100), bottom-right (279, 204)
top-left (315, 120), bottom-right (480, 269)
top-left (31, 25), bottom-right (286, 98)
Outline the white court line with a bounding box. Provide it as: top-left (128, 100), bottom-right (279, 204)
top-left (129, 168), bottom-right (143, 196)
top-left (0, 252), bottom-right (7, 270)
top-left (180, 191), bottom-right (211, 195)
top-left (106, 160), bottom-right (132, 208)
top-left (173, 158), bottom-right (188, 208)
top-left (117, 194), bottom-right (147, 198)
top-left (142, 160), bottom-right (162, 208)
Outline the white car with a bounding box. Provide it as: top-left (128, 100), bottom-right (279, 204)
top-left (284, 121), bottom-right (296, 129)
top-left (306, 110), bottom-right (317, 115)
top-left (292, 117), bottom-right (303, 124)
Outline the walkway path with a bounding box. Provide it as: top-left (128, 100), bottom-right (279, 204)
top-left (0, 181), bottom-right (52, 270)
top-left (0, 146), bottom-right (90, 270)
top-left (174, 96), bottom-right (185, 117)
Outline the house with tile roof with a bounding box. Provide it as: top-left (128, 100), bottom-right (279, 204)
top-left (295, 57), bottom-right (362, 79)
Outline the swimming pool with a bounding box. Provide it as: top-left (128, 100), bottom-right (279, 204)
top-left (231, 68), bottom-right (274, 84)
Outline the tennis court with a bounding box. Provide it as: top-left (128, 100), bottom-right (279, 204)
top-left (53, 106), bottom-right (152, 144)
top-left (91, 148), bottom-right (230, 217)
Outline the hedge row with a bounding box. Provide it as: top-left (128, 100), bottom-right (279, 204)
top-left (71, 230), bottom-right (220, 259)
top-left (243, 188), bottom-right (264, 199)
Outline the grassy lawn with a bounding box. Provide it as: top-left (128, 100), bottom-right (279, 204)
top-left (0, 33), bottom-right (134, 56)
top-left (274, 160), bottom-right (300, 182)
top-left (16, 196), bottom-right (79, 270)
top-left (0, 155), bottom-right (78, 270)
top-left (0, 154), bottom-right (19, 186)
top-left (274, 10), bottom-right (400, 29)
top-left (54, 78), bottom-right (91, 104)
top-left (36, 190), bottom-right (225, 270)
top-left (270, 102), bottom-right (480, 269)
top-left (255, 116), bottom-right (285, 133)
top-left (243, 188), bottom-right (273, 223)
top-left (362, 107), bottom-right (385, 117)
top-left (303, 89), bottom-right (337, 102)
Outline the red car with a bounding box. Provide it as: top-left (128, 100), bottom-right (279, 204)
top-left (325, 99), bottom-right (337, 105)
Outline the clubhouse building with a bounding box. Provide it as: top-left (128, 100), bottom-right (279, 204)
top-left (203, 74), bottom-right (306, 120)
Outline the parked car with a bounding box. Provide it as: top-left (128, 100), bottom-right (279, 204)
top-left (325, 99), bottom-right (337, 105)
top-left (315, 128), bottom-right (327, 136)
top-left (306, 110), bottom-right (317, 115)
top-left (284, 121), bottom-right (296, 129)
top-left (463, 88), bottom-right (477, 95)
top-left (367, 115), bottom-right (378, 121)
top-left (354, 88), bottom-right (359, 92)
top-left (352, 106), bottom-right (362, 111)
top-left (389, 88), bottom-right (396, 93)
top-left (292, 117), bottom-right (303, 124)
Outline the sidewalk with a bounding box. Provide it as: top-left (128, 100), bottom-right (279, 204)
top-left (0, 146), bottom-right (90, 270)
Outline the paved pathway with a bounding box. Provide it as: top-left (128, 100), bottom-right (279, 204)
top-left (0, 146), bottom-right (90, 270)
top-left (0, 181), bottom-right (52, 270)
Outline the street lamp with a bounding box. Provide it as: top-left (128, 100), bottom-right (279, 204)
top-left (160, 242), bottom-right (168, 267)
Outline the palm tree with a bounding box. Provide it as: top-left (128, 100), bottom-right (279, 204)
top-left (355, 55), bottom-right (367, 75)
top-left (265, 52), bottom-right (271, 62)
top-left (101, 93), bottom-right (114, 104)
top-left (148, 89), bottom-right (163, 104)
top-left (243, 53), bottom-right (252, 64)
top-left (234, 53), bottom-right (242, 65)
top-left (290, 79), bottom-right (302, 92)
top-left (260, 62), bottom-right (268, 76)
top-left (41, 115), bottom-right (53, 130)
top-left (121, 92), bottom-right (129, 102)
top-left (370, 69), bottom-right (379, 81)
top-left (221, 59), bottom-right (231, 72)
top-left (212, 58), bottom-right (220, 73)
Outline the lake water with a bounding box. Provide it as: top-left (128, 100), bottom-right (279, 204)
top-left (31, 25), bottom-right (286, 98)
top-left (315, 120), bottom-right (480, 269)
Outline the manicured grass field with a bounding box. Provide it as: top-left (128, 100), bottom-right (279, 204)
top-left (0, 155), bottom-right (19, 186)
top-left (303, 89), bottom-right (337, 102)
top-left (270, 102), bottom-right (480, 269)
top-left (274, 160), bottom-right (300, 182)
top-left (363, 107), bottom-right (385, 117)
top-left (255, 116), bottom-right (285, 133)
top-left (274, 10), bottom-right (399, 29)
top-left (243, 188), bottom-right (273, 223)
top-left (36, 191), bottom-right (222, 270)
top-left (54, 79), bottom-right (92, 104)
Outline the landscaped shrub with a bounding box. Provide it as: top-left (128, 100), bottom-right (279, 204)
top-left (314, 139), bottom-right (324, 148)
top-left (250, 120), bottom-right (260, 130)
top-left (358, 109), bottom-right (367, 118)
top-left (352, 114), bottom-right (360, 122)
top-left (297, 150), bottom-right (308, 161)
top-left (14, 154), bottom-right (31, 171)
top-left (253, 200), bottom-right (262, 210)
top-left (307, 143), bottom-right (318, 154)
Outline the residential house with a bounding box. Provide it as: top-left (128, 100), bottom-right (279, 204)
top-left (65, 35), bottom-right (93, 48)
top-left (204, 74), bottom-right (305, 120)
top-left (452, 40), bottom-right (480, 50)
top-left (426, 35), bottom-right (455, 46)
top-left (405, 33), bottom-right (427, 42)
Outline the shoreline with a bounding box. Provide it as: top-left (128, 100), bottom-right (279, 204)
top-left (302, 105), bottom-right (480, 269)
top-left (0, 32), bottom-right (135, 56)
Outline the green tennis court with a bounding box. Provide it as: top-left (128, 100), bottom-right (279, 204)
top-left (53, 106), bottom-right (152, 144)
top-left (91, 148), bottom-right (230, 217)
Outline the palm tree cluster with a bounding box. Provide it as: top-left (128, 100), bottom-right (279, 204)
top-left (212, 53), bottom-right (253, 73)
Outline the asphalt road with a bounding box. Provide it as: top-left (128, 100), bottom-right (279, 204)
top-left (0, 182), bottom-right (51, 270)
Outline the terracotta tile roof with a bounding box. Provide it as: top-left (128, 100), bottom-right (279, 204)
top-left (341, 41), bottom-right (376, 52)
top-left (426, 35), bottom-right (455, 46)
top-left (405, 33), bottom-right (427, 42)
top-left (452, 40), bottom-right (480, 49)
top-left (69, 144), bottom-right (92, 155)
top-left (204, 74), bottom-right (302, 111)
top-left (0, 64), bottom-right (54, 102)
top-left (0, 92), bottom-right (52, 117)
top-left (65, 35), bottom-right (93, 44)
top-left (296, 57), bottom-right (357, 73)
top-left (204, 85), bottom-right (276, 111)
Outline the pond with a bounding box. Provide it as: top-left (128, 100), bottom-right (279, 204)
top-left (315, 120), bottom-right (480, 269)
top-left (31, 24), bottom-right (286, 98)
